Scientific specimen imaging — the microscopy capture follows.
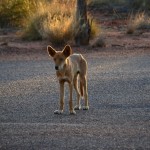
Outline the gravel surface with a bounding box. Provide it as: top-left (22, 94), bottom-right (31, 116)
top-left (0, 48), bottom-right (150, 150)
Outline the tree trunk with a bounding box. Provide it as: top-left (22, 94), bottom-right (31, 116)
top-left (75, 0), bottom-right (91, 45)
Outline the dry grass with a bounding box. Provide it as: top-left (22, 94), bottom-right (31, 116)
top-left (42, 1), bottom-right (76, 45)
top-left (90, 18), bottom-right (100, 39)
top-left (127, 12), bottom-right (150, 34)
top-left (22, 0), bottom-right (76, 44)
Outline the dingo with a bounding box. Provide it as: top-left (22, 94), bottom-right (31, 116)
top-left (47, 45), bottom-right (89, 115)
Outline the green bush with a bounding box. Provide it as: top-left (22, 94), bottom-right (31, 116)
top-left (0, 0), bottom-right (29, 27)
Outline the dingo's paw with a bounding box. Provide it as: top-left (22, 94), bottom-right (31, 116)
top-left (54, 110), bottom-right (63, 114)
top-left (83, 106), bottom-right (89, 110)
top-left (70, 110), bottom-right (76, 115)
top-left (74, 105), bottom-right (81, 110)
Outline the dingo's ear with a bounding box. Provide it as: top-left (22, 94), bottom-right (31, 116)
top-left (47, 45), bottom-right (56, 57)
top-left (63, 45), bottom-right (72, 57)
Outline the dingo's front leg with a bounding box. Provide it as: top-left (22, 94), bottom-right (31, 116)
top-left (54, 81), bottom-right (64, 114)
top-left (69, 83), bottom-right (76, 115)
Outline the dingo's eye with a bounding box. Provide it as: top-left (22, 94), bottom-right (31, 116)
top-left (59, 58), bottom-right (64, 62)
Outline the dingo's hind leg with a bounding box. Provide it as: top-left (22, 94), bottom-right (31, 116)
top-left (74, 74), bottom-right (81, 110)
top-left (80, 75), bottom-right (89, 110)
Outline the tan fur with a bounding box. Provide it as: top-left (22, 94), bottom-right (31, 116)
top-left (47, 45), bottom-right (89, 115)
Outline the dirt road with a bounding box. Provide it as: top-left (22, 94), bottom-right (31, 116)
top-left (0, 42), bottom-right (150, 149)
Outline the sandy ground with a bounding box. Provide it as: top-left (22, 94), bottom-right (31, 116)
top-left (0, 15), bottom-right (150, 150)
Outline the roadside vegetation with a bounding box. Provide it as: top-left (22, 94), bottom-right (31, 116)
top-left (88, 0), bottom-right (150, 35)
top-left (0, 0), bottom-right (150, 45)
top-left (0, 0), bottom-right (99, 45)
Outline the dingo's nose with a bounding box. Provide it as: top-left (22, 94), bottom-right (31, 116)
top-left (55, 66), bottom-right (59, 70)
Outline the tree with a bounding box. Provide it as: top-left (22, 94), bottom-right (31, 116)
top-left (75, 0), bottom-right (91, 45)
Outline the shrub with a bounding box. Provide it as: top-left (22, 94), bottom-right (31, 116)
top-left (22, 0), bottom-right (75, 45)
top-left (0, 0), bottom-right (37, 27)
top-left (127, 12), bottom-right (150, 34)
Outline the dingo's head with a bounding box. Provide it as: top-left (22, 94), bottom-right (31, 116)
top-left (47, 45), bottom-right (72, 71)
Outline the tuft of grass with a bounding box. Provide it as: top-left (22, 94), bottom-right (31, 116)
top-left (127, 12), bottom-right (150, 34)
top-left (91, 35), bottom-right (106, 48)
top-left (90, 18), bottom-right (100, 39)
